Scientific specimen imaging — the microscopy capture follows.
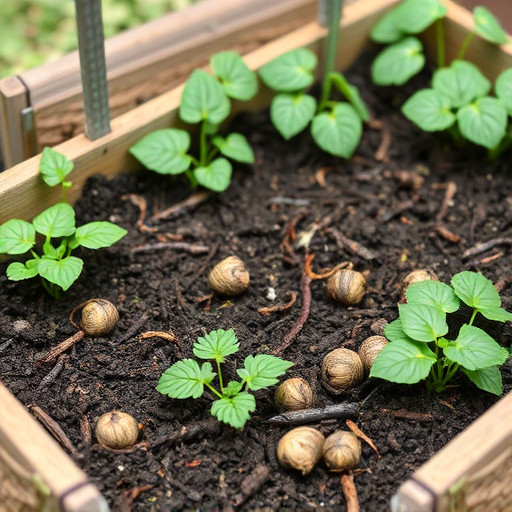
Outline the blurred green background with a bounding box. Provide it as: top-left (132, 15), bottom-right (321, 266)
top-left (0, 0), bottom-right (197, 78)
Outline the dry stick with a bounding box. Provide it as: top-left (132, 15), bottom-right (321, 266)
top-left (434, 225), bottom-right (460, 244)
top-left (28, 405), bottom-right (78, 455)
top-left (232, 465), bottom-right (272, 507)
top-left (267, 403), bottom-right (360, 425)
top-left (38, 331), bottom-right (85, 364)
top-left (94, 441), bottom-right (148, 454)
top-left (471, 251), bottom-right (505, 266)
top-left (194, 241), bottom-right (220, 280)
top-left (380, 408), bottom-right (434, 422)
top-left (80, 415), bottom-right (92, 446)
top-left (370, 118), bottom-right (392, 163)
top-left (462, 237), bottom-right (512, 259)
top-left (131, 241), bottom-right (209, 255)
top-left (119, 311), bottom-right (150, 343)
top-left (151, 190), bottom-right (213, 222)
top-left (174, 280), bottom-right (189, 314)
top-left (152, 418), bottom-right (221, 448)
top-left (280, 213), bottom-right (305, 266)
top-left (304, 253), bottom-right (352, 280)
top-left (346, 419), bottom-right (380, 460)
top-left (329, 229), bottom-right (379, 262)
top-left (139, 331), bottom-right (182, 358)
top-left (121, 193), bottom-right (151, 231)
top-left (341, 473), bottom-right (360, 512)
top-left (258, 291), bottom-right (297, 315)
top-left (37, 354), bottom-right (68, 389)
top-left (271, 264), bottom-right (311, 356)
top-left (435, 181), bottom-right (457, 224)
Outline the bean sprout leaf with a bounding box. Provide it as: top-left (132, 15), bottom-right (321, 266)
top-left (270, 93), bottom-right (316, 140)
top-left (402, 89), bottom-right (456, 131)
top-left (193, 328), bottom-right (239, 363)
top-left (210, 51), bottom-right (258, 101)
top-left (237, 354), bottom-right (293, 391)
top-left (193, 157), bottom-right (232, 192)
top-left (0, 219), bottom-right (36, 254)
top-left (33, 203), bottom-right (76, 238)
top-left (211, 392), bottom-right (256, 429)
top-left (398, 303), bottom-right (448, 342)
top-left (405, 280), bottom-right (460, 313)
top-left (157, 360), bottom-right (216, 399)
top-left (473, 6), bottom-right (509, 45)
top-left (463, 366), bottom-right (503, 396)
top-left (37, 256), bottom-right (83, 291)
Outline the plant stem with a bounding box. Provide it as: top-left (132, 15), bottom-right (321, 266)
top-left (436, 18), bottom-right (445, 68)
top-left (319, 0), bottom-right (344, 112)
top-left (185, 169), bottom-right (198, 189)
top-left (469, 309), bottom-right (478, 326)
top-left (41, 279), bottom-right (61, 299)
top-left (204, 382), bottom-right (223, 400)
top-left (199, 120), bottom-right (208, 166)
top-left (440, 361), bottom-right (459, 387)
top-left (456, 31), bottom-right (475, 60)
top-left (216, 361), bottom-right (224, 393)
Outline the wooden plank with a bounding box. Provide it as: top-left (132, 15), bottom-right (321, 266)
top-left (394, 392), bottom-right (512, 512)
top-left (0, 0), bottom-right (401, 224)
top-left (0, 77), bottom-right (29, 169)
top-left (19, 0), bottom-right (319, 152)
top-left (0, 382), bottom-right (105, 512)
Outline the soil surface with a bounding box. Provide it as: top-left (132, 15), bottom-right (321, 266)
top-left (1, 53), bottom-right (512, 512)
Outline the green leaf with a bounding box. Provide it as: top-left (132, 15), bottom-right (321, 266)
top-left (451, 271), bottom-right (501, 310)
top-left (370, 338), bottom-right (436, 384)
top-left (0, 219), bottom-right (35, 254)
top-left (398, 303), bottom-right (448, 342)
top-left (370, 8), bottom-right (403, 44)
top-left (33, 203), bottom-right (76, 238)
top-left (269, 93), bottom-right (316, 140)
top-left (194, 158), bottom-right (232, 192)
top-left (37, 256), bottom-right (83, 291)
top-left (402, 89), bottom-right (456, 131)
top-left (157, 359), bottom-right (216, 399)
top-left (223, 380), bottom-right (244, 397)
top-left (193, 328), bottom-right (239, 363)
top-left (43, 242), bottom-right (61, 259)
top-left (72, 222), bottom-right (127, 250)
top-left (405, 280), bottom-right (460, 313)
top-left (237, 354), bottom-right (293, 391)
top-left (371, 37), bottom-right (425, 86)
top-left (211, 392), bottom-right (256, 429)
top-left (393, 0), bottom-right (447, 34)
top-left (258, 48), bottom-right (317, 92)
top-left (180, 69), bottom-right (230, 124)
top-left (444, 324), bottom-right (509, 371)
top-left (329, 73), bottom-right (370, 122)
top-left (210, 51), bottom-right (258, 101)
top-left (39, 147), bottom-right (74, 187)
top-left (384, 319), bottom-right (417, 344)
top-left (478, 306), bottom-right (512, 323)
top-left (432, 60), bottom-right (491, 109)
top-left (473, 6), bottom-right (509, 45)
top-left (212, 133), bottom-right (254, 163)
top-left (129, 129), bottom-right (192, 175)
top-left (456, 96), bottom-right (507, 149)
top-left (495, 68), bottom-right (512, 115)
top-left (463, 366), bottom-right (503, 395)
top-left (311, 102), bottom-right (362, 158)
top-left (6, 260), bottom-right (40, 281)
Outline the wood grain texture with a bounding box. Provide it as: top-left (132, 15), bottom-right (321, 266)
top-left (0, 0), bottom-right (400, 224)
top-left (0, 382), bottom-right (104, 512)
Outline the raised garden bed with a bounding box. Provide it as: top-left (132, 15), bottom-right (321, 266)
top-left (1, 0), bottom-right (512, 510)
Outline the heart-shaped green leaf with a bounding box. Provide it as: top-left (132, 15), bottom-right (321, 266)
top-left (463, 366), bottom-right (503, 395)
top-left (477, 306), bottom-right (512, 323)
top-left (402, 89), bottom-right (456, 131)
top-left (370, 8), bottom-right (403, 43)
top-left (212, 133), bottom-right (254, 163)
top-left (432, 60), bottom-right (491, 109)
top-left (457, 97), bottom-right (507, 149)
top-left (311, 102), bottom-right (362, 158)
top-left (130, 129), bottom-right (192, 175)
top-left (371, 37), bottom-right (425, 86)
top-left (0, 219), bottom-right (35, 254)
top-left (270, 93), bottom-right (316, 140)
top-left (405, 280), bottom-right (460, 313)
top-left (6, 260), bottom-right (40, 281)
top-left (384, 319), bottom-right (417, 344)
top-left (39, 147), bottom-right (74, 188)
top-left (180, 69), bottom-right (230, 124)
top-left (473, 6), bottom-right (509, 45)
top-left (33, 203), bottom-right (76, 238)
top-left (210, 51), bottom-right (258, 101)
top-left (259, 48), bottom-right (317, 92)
top-left (393, 0), bottom-right (447, 34)
top-left (495, 68), bottom-right (512, 115)
top-left (194, 157), bottom-right (232, 192)
top-left (398, 303), bottom-right (448, 342)
top-left (38, 256), bottom-right (83, 291)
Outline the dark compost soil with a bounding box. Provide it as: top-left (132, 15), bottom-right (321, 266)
top-left (1, 53), bottom-right (512, 512)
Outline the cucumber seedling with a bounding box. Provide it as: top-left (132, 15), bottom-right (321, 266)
top-left (157, 328), bottom-right (293, 429)
top-left (130, 52), bottom-right (257, 193)
top-left (370, 271), bottom-right (511, 395)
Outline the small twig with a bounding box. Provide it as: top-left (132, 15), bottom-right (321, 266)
top-left (37, 354), bottom-right (67, 389)
top-left (280, 213), bottom-right (305, 266)
top-left (341, 472), bottom-right (360, 512)
top-left (258, 291), bottom-right (297, 315)
top-left (0, 339), bottom-right (13, 354)
top-left (132, 241), bottom-right (209, 255)
top-left (119, 311), bottom-right (150, 343)
top-left (121, 193), bottom-right (155, 232)
top-left (194, 241), bottom-right (220, 280)
top-left (268, 197), bottom-right (311, 206)
top-left (329, 229), bottom-right (379, 261)
top-left (370, 118), bottom-right (392, 163)
top-left (28, 405), bottom-right (78, 455)
top-left (232, 465), bottom-right (271, 507)
top-left (434, 225), bottom-right (460, 244)
top-left (94, 441), bottom-right (148, 454)
top-left (266, 403), bottom-right (360, 425)
top-left (315, 167), bottom-right (332, 188)
top-left (468, 251), bottom-right (504, 267)
top-left (346, 420), bottom-right (380, 459)
top-left (378, 199), bottom-right (416, 222)
top-left (272, 258), bottom-right (312, 356)
top-left (304, 253), bottom-right (352, 280)
top-left (381, 408), bottom-right (434, 421)
top-left (436, 182), bottom-right (457, 224)
top-left (139, 331), bottom-right (181, 357)
top-left (152, 418), bottom-right (221, 448)
top-left (195, 292), bottom-right (214, 312)
top-left (462, 237), bottom-right (512, 259)
top-left (116, 484), bottom-right (155, 512)
top-left (151, 191), bottom-right (212, 222)
top-left (37, 331), bottom-right (85, 364)
top-left (80, 415), bottom-right (92, 445)
top-left (175, 280), bottom-right (190, 314)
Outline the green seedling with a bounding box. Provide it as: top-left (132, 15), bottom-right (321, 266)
top-left (370, 0), bottom-right (512, 154)
top-left (370, 271), bottom-right (511, 395)
top-left (258, 0), bottom-right (369, 158)
top-left (130, 51), bottom-right (257, 193)
top-left (0, 148), bottom-right (127, 298)
top-left (157, 328), bottom-right (293, 429)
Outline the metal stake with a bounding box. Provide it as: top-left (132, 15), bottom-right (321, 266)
top-left (74, 0), bottom-right (111, 140)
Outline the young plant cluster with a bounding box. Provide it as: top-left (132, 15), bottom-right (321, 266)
top-left (370, 271), bottom-right (512, 395)
top-left (371, 0), bottom-right (512, 154)
top-left (0, 148), bottom-right (127, 298)
top-left (157, 328), bottom-right (293, 429)
top-left (130, 52), bottom-right (257, 193)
